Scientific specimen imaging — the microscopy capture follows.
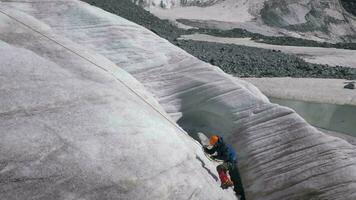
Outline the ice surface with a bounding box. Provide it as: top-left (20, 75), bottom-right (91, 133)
top-left (0, 4), bottom-right (236, 200)
top-left (1, 1), bottom-right (356, 200)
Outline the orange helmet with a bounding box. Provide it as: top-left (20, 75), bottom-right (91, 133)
top-left (209, 135), bottom-right (219, 146)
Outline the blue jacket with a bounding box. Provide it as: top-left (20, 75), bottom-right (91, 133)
top-left (204, 136), bottom-right (237, 162)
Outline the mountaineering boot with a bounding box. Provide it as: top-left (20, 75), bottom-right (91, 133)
top-left (221, 178), bottom-right (234, 189)
top-left (218, 170), bottom-right (233, 189)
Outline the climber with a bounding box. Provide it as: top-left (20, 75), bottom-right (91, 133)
top-left (204, 135), bottom-right (246, 200)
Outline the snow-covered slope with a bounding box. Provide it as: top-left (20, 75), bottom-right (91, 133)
top-left (139, 0), bottom-right (356, 42)
top-left (1, 1), bottom-right (356, 200)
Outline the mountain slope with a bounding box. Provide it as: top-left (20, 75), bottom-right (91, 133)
top-left (139, 0), bottom-right (356, 42)
top-left (261, 0), bottom-right (356, 41)
top-left (341, 0), bottom-right (356, 16)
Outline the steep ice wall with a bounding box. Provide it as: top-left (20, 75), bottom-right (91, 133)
top-left (4, 0), bottom-right (356, 199)
top-left (0, 5), bottom-right (237, 200)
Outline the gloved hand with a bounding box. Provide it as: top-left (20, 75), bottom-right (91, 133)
top-left (211, 155), bottom-right (219, 160)
top-left (203, 146), bottom-right (209, 153)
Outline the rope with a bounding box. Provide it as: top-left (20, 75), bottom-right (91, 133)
top-left (0, 8), bottom-right (204, 147)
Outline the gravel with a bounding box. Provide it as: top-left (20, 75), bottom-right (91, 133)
top-left (81, 0), bottom-right (356, 79)
top-left (341, 0), bottom-right (356, 16)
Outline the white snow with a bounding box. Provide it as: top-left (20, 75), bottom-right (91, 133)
top-left (180, 33), bottom-right (356, 68)
top-left (1, 1), bottom-right (356, 200)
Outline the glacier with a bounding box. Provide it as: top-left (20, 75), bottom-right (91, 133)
top-left (0, 3), bottom-right (236, 200)
top-left (1, 0), bottom-right (356, 200)
top-left (139, 0), bottom-right (356, 42)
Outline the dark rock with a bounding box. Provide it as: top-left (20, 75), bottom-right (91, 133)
top-left (82, 0), bottom-right (356, 79)
top-left (209, 58), bottom-right (215, 65)
top-left (344, 82), bottom-right (355, 89)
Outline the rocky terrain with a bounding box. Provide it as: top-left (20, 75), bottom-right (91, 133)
top-left (176, 20), bottom-right (356, 50)
top-left (140, 0), bottom-right (356, 43)
top-left (83, 0), bottom-right (356, 79)
top-left (176, 39), bottom-right (356, 78)
top-left (341, 0), bottom-right (356, 16)
top-left (260, 0), bottom-right (356, 41)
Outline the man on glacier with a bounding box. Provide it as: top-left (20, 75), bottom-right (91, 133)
top-left (204, 135), bottom-right (246, 200)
